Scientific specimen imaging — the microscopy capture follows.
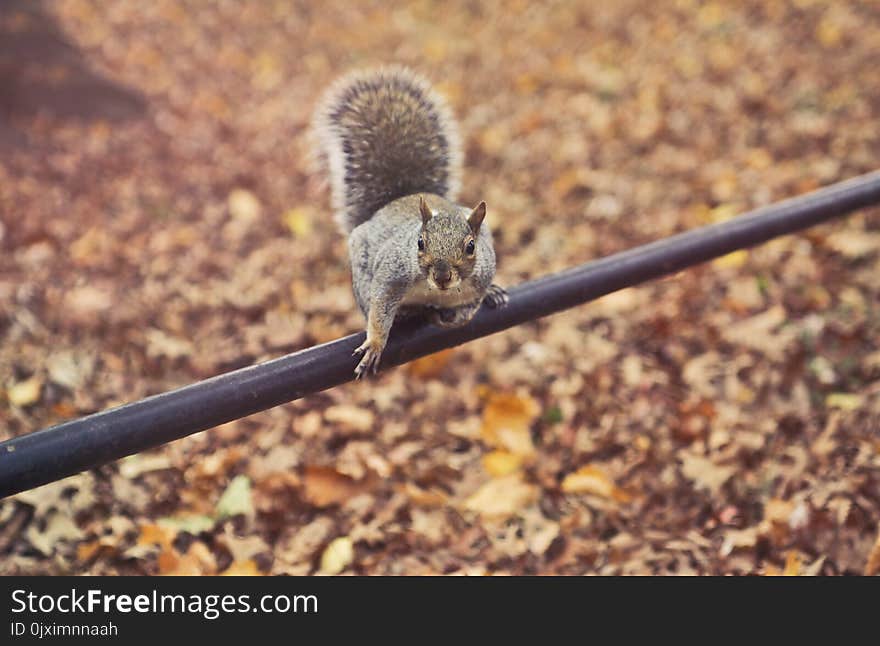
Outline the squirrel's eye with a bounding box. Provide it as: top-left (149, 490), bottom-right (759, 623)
top-left (418, 236), bottom-right (425, 252)
top-left (465, 239), bottom-right (476, 255)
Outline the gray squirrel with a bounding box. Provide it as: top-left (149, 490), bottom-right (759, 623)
top-left (312, 66), bottom-right (507, 378)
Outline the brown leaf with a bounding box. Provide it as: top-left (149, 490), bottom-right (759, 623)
top-left (301, 466), bottom-right (374, 508)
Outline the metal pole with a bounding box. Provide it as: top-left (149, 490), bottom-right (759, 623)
top-left (2, 170), bottom-right (879, 498)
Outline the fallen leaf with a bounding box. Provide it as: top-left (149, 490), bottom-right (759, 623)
top-left (320, 536), bottom-right (354, 575)
top-left (480, 392), bottom-right (539, 458)
top-left (463, 474), bottom-right (538, 518)
top-left (782, 550), bottom-right (802, 576)
top-left (561, 465), bottom-right (631, 502)
top-left (119, 453), bottom-right (173, 478)
top-left (301, 466), bottom-right (374, 508)
top-left (281, 206), bottom-right (314, 237)
top-left (720, 527), bottom-right (759, 556)
top-left (220, 559), bottom-right (263, 576)
top-left (159, 542), bottom-right (216, 576)
top-left (218, 526), bottom-right (269, 562)
top-left (324, 405), bottom-right (374, 433)
top-left (865, 526), bottom-right (880, 576)
top-left (825, 393), bottom-right (862, 411)
top-left (7, 376), bottom-right (43, 407)
top-left (680, 453), bottom-right (736, 495)
top-left (407, 348), bottom-right (455, 378)
top-left (482, 450), bottom-right (524, 478)
top-left (158, 515), bottom-right (215, 535)
top-left (228, 188), bottom-right (261, 222)
top-left (26, 512), bottom-right (83, 555)
top-left (215, 475), bottom-right (253, 519)
top-left (713, 249), bottom-right (749, 269)
top-left (137, 523), bottom-right (176, 550)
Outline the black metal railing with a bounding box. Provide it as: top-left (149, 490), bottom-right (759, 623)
top-left (2, 170), bottom-right (879, 498)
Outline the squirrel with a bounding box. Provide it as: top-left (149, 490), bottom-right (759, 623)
top-left (311, 66), bottom-right (508, 378)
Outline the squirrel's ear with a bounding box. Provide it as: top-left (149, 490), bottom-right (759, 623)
top-left (467, 201), bottom-right (487, 234)
top-left (419, 196), bottom-right (433, 225)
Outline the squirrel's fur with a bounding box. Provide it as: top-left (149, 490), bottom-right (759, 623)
top-left (311, 66), bottom-right (507, 378)
top-left (312, 66), bottom-right (461, 233)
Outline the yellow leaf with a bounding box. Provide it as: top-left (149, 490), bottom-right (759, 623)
top-left (482, 450), bottom-right (523, 478)
top-left (281, 207), bottom-right (314, 237)
top-left (825, 393), bottom-right (862, 411)
top-left (7, 376), bottom-right (42, 407)
top-left (713, 249), bottom-right (749, 270)
top-left (709, 203), bottom-right (739, 223)
top-left (320, 537), bottom-right (354, 575)
top-left (561, 465), bottom-right (631, 503)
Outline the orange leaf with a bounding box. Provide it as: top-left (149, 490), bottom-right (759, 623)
top-left (480, 392), bottom-right (539, 458)
top-left (137, 523), bottom-right (176, 550)
top-left (783, 551), bottom-right (802, 576)
top-left (407, 349), bottom-right (455, 378)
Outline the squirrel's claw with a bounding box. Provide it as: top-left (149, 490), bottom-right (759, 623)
top-left (484, 284), bottom-right (509, 309)
top-left (353, 339), bottom-right (382, 379)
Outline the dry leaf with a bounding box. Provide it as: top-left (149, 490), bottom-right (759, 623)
top-left (721, 306), bottom-right (796, 360)
top-left (159, 542), bottom-right (217, 576)
top-left (119, 453), bottom-right (173, 479)
top-left (407, 348), bottom-right (455, 378)
top-left (865, 527), bottom-right (880, 576)
top-left (680, 453), bottom-right (736, 495)
top-left (215, 475), bottom-right (254, 520)
top-left (228, 188), bottom-right (261, 221)
top-left (463, 474), bottom-right (538, 518)
top-left (561, 465), bottom-right (631, 503)
top-left (281, 206), bottom-right (314, 237)
top-left (480, 392), bottom-right (539, 458)
top-left (482, 450), bottom-right (524, 478)
top-left (320, 536), bottom-right (354, 575)
top-left (301, 466), bottom-right (374, 508)
top-left (324, 405), bottom-right (374, 432)
top-left (221, 559), bottom-right (263, 576)
top-left (825, 393), bottom-right (862, 411)
top-left (7, 376), bottom-right (43, 407)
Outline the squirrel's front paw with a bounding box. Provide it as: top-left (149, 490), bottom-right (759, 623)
top-left (484, 284), bottom-right (509, 308)
top-left (353, 338), bottom-right (384, 379)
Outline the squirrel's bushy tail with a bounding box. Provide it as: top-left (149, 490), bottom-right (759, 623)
top-left (311, 66), bottom-right (462, 233)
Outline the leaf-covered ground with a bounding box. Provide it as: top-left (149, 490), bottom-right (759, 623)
top-left (1, 0), bottom-right (879, 575)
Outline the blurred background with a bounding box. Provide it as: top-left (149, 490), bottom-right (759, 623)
top-left (1, 0), bottom-right (878, 575)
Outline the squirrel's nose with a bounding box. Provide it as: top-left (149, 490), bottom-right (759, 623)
top-left (433, 261), bottom-right (452, 288)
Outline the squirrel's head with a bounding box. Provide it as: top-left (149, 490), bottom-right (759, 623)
top-left (417, 197), bottom-right (486, 291)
